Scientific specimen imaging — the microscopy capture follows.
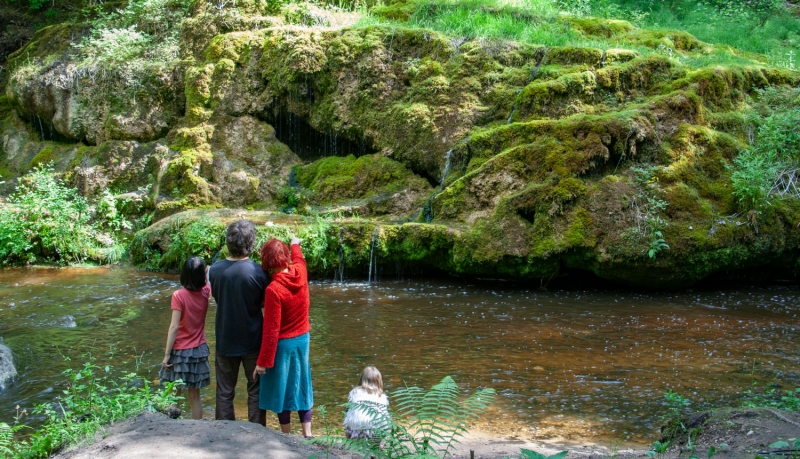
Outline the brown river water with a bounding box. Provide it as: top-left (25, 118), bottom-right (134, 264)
top-left (0, 266), bottom-right (798, 445)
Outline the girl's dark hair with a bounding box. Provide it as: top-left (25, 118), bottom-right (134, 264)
top-left (181, 257), bottom-right (207, 291)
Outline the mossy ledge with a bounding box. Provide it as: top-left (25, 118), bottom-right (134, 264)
top-left (129, 209), bottom-right (800, 289)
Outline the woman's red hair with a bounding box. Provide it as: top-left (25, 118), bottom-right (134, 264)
top-left (261, 238), bottom-right (291, 272)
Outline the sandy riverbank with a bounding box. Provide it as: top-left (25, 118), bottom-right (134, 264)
top-left (52, 408), bottom-right (800, 459)
top-left (51, 412), bottom-right (643, 459)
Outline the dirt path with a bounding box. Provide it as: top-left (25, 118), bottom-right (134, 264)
top-left (53, 408), bottom-right (800, 459)
top-left (51, 412), bottom-right (645, 459)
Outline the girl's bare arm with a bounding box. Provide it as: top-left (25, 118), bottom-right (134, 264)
top-left (162, 309), bottom-right (182, 368)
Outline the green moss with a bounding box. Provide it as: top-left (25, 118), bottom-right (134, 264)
top-left (29, 147), bottom-right (55, 168)
top-left (204, 31), bottom-right (262, 62)
top-left (563, 207), bottom-right (594, 247)
top-left (664, 183), bottom-right (710, 220)
top-left (668, 65), bottom-right (800, 111)
top-left (545, 47), bottom-right (604, 66)
top-left (567, 17), bottom-right (635, 38)
top-left (604, 48), bottom-right (640, 65)
top-left (595, 55), bottom-right (680, 94)
top-left (624, 29), bottom-right (705, 52)
top-left (295, 153), bottom-right (431, 206)
top-left (6, 23), bottom-right (78, 75)
top-left (170, 125), bottom-right (210, 150)
top-left (513, 71), bottom-right (597, 120)
top-left (184, 64), bottom-right (215, 123)
top-left (382, 223), bottom-right (455, 271)
top-left (0, 95), bottom-right (11, 121)
top-left (372, 0), bottom-right (418, 21)
top-left (451, 215), bottom-right (560, 279)
top-left (158, 146), bottom-right (215, 205)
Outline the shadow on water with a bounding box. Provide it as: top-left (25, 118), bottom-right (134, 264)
top-left (0, 266), bottom-right (799, 444)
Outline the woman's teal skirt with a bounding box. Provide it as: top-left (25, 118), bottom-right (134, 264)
top-left (258, 333), bottom-right (314, 413)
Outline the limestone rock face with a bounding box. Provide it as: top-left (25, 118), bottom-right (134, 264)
top-left (6, 62), bottom-right (183, 145)
top-left (206, 115), bottom-right (300, 206)
top-left (5, 23), bottom-right (184, 145)
top-left (5, 2), bottom-right (800, 287)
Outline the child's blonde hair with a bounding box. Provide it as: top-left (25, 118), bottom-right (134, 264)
top-left (358, 366), bottom-right (384, 395)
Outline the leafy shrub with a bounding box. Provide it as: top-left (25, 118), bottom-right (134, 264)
top-left (728, 87), bottom-right (800, 210)
top-left (0, 165), bottom-right (129, 265)
top-left (0, 356), bottom-right (179, 459)
top-left (161, 218), bottom-right (228, 268)
top-left (255, 216), bottom-right (333, 271)
top-left (700, 0), bottom-right (784, 26)
top-left (308, 375), bottom-right (495, 458)
top-left (557, 0), bottom-right (592, 16)
top-left (743, 385), bottom-right (800, 411)
top-left (47, 0), bottom-right (194, 95)
top-left (77, 26), bottom-right (152, 65)
top-left (133, 214), bottom-right (334, 272)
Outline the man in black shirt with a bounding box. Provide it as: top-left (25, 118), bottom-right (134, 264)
top-left (209, 220), bottom-right (268, 425)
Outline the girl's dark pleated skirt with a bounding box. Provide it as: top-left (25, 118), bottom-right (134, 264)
top-left (158, 342), bottom-right (211, 389)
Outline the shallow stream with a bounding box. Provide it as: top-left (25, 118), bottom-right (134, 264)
top-left (0, 267), bottom-right (798, 445)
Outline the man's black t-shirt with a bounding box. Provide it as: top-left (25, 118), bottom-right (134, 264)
top-left (209, 258), bottom-right (269, 356)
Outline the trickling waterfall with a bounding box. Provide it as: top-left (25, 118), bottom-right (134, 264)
top-left (420, 148), bottom-right (456, 223)
top-left (37, 115), bottom-right (45, 141)
top-left (507, 89), bottom-right (523, 124)
top-left (506, 105), bottom-right (518, 124)
top-left (440, 149), bottom-right (453, 187)
top-left (269, 106), bottom-right (375, 160)
top-left (0, 343), bottom-right (17, 391)
top-left (367, 226), bottom-right (379, 284)
top-left (334, 227), bottom-right (345, 282)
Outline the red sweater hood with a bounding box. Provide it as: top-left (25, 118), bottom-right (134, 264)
top-left (271, 264), bottom-right (305, 293)
top-left (257, 244), bottom-right (311, 368)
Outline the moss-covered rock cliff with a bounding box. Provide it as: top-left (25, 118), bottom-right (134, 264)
top-left (3, 0), bottom-right (800, 287)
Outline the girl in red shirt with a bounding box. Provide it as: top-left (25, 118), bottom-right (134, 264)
top-left (160, 256), bottom-right (212, 420)
top-left (253, 237), bottom-right (314, 437)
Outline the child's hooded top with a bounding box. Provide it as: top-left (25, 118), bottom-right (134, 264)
top-left (256, 244), bottom-right (311, 368)
top-left (343, 386), bottom-right (390, 431)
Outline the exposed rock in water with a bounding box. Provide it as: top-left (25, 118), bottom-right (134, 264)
top-left (0, 343), bottom-right (17, 391)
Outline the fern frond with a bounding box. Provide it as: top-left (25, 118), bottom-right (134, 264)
top-left (390, 376), bottom-right (496, 457)
top-left (305, 435), bottom-right (380, 458)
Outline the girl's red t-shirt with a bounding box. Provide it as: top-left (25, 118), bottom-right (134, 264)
top-left (172, 284), bottom-right (211, 350)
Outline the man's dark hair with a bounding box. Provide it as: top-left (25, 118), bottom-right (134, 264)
top-left (226, 220), bottom-right (257, 257)
top-left (181, 256), bottom-right (207, 291)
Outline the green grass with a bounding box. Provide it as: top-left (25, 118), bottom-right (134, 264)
top-left (357, 0), bottom-right (800, 69)
top-left (594, 0), bottom-right (800, 68)
top-left (362, 0), bottom-right (581, 46)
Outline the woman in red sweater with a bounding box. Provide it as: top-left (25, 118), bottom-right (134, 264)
top-left (253, 236), bottom-right (314, 437)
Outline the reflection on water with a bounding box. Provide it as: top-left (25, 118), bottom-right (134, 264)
top-left (0, 267), bottom-right (798, 445)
